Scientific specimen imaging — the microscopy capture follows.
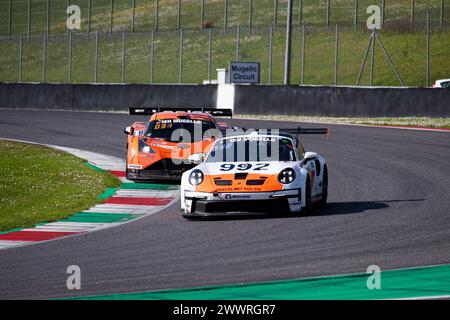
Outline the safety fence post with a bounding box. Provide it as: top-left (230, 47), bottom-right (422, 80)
top-left (224, 0), bottom-right (228, 31)
top-left (155, 0), bottom-right (159, 31)
top-left (28, 0), bottom-right (31, 39)
top-left (150, 31), bottom-right (154, 83)
top-left (121, 31), bottom-right (126, 83)
top-left (268, 26), bottom-right (273, 84)
top-left (201, 0), bottom-right (205, 29)
top-left (334, 24), bottom-right (339, 85)
top-left (301, 25), bottom-right (305, 84)
top-left (236, 26), bottom-right (240, 60)
top-left (208, 28), bottom-right (212, 82)
top-left (87, 0), bottom-right (92, 33)
top-left (42, 33), bottom-right (47, 82)
top-left (68, 31), bottom-right (72, 83)
top-left (326, 0), bottom-right (330, 28)
top-left (47, 0), bottom-right (51, 35)
top-left (131, 0), bottom-right (136, 32)
top-left (110, 0), bottom-right (114, 33)
top-left (273, 0), bottom-right (278, 28)
top-left (94, 31), bottom-right (99, 83)
top-left (179, 28), bottom-right (183, 83)
top-left (177, 0), bottom-right (181, 30)
top-left (298, 0), bottom-right (302, 27)
top-left (248, 0), bottom-right (253, 30)
top-left (19, 35), bottom-right (23, 82)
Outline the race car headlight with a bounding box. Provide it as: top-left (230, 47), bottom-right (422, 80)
top-left (278, 168), bottom-right (296, 184)
top-left (189, 169), bottom-right (204, 186)
top-left (139, 140), bottom-right (156, 154)
top-left (141, 146), bottom-right (152, 153)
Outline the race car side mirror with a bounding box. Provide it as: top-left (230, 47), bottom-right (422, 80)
top-left (300, 152), bottom-right (318, 167)
top-left (303, 152), bottom-right (318, 161)
top-left (188, 153), bottom-right (204, 165)
top-left (124, 126), bottom-right (134, 135)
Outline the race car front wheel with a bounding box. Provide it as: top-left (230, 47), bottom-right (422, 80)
top-left (303, 176), bottom-right (313, 214)
top-left (319, 164), bottom-right (328, 207)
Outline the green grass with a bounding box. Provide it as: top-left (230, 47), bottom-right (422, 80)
top-left (0, 140), bottom-right (120, 232)
top-left (0, 0), bottom-right (448, 35)
top-left (235, 115), bottom-right (450, 128)
top-left (1, 27), bottom-right (449, 86)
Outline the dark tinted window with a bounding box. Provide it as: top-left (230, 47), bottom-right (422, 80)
top-left (206, 136), bottom-right (296, 163)
top-left (146, 119), bottom-right (215, 142)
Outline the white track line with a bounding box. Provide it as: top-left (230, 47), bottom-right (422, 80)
top-left (115, 190), bottom-right (176, 198)
top-left (50, 146), bottom-right (126, 169)
top-left (22, 225), bottom-right (105, 233)
top-left (84, 204), bottom-right (162, 215)
top-left (395, 294), bottom-right (450, 300)
top-left (0, 241), bottom-right (33, 248)
top-left (43, 222), bottom-right (109, 228)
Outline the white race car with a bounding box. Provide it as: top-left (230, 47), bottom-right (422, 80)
top-left (432, 79), bottom-right (450, 88)
top-left (180, 128), bottom-right (329, 218)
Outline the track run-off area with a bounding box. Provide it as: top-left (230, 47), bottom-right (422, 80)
top-left (0, 142), bottom-right (179, 250)
top-left (0, 109), bottom-right (449, 299)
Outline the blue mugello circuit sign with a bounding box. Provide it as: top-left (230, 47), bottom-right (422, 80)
top-left (229, 61), bottom-right (260, 84)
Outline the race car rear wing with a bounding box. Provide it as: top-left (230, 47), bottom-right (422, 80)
top-left (237, 127), bottom-right (329, 135)
top-left (281, 128), bottom-right (329, 135)
top-left (284, 127), bottom-right (330, 141)
top-left (233, 127), bottom-right (330, 140)
top-left (129, 107), bottom-right (233, 118)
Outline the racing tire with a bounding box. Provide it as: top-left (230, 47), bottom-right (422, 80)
top-left (182, 212), bottom-right (201, 220)
top-left (125, 167), bottom-right (137, 181)
top-left (125, 160), bottom-right (132, 180)
top-left (303, 176), bottom-right (313, 214)
top-left (319, 165), bottom-right (328, 207)
top-left (125, 144), bottom-right (135, 181)
top-left (125, 167), bottom-right (131, 180)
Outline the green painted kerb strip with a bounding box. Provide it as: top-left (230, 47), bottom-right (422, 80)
top-left (61, 212), bottom-right (138, 223)
top-left (84, 162), bottom-right (105, 172)
top-left (97, 187), bottom-right (119, 200)
top-left (0, 227), bottom-right (24, 235)
top-left (68, 264), bottom-right (450, 300)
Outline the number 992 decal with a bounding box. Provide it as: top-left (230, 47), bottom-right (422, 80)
top-left (220, 163), bottom-right (270, 171)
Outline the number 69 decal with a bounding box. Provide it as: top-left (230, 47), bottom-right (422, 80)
top-left (219, 163), bottom-right (270, 171)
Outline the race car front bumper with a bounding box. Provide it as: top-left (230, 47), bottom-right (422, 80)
top-left (127, 159), bottom-right (196, 181)
top-left (182, 189), bottom-right (303, 217)
top-left (127, 169), bottom-right (185, 181)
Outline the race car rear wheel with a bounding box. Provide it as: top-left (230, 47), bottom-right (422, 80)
top-left (319, 164), bottom-right (328, 207)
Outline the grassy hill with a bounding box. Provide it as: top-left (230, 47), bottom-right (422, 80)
top-left (0, 0), bottom-right (449, 86)
top-left (0, 0), bottom-right (448, 35)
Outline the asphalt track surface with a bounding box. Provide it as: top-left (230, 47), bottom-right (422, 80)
top-left (0, 109), bottom-right (449, 299)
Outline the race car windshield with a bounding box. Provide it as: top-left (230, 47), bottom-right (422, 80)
top-left (206, 137), bottom-right (296, 162)
top-left (146, 119), bottom-right (215, 142)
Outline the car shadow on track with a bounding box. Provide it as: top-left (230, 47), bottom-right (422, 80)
top-left (187, 199), bottom-right (425, 221)
top-left (134, 180), bottom-right (180, 186)
top-left (316, 199), bottom-right (425, 217)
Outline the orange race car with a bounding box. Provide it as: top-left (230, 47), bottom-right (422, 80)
top-left (124, 107), bottom-right (233, 181)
